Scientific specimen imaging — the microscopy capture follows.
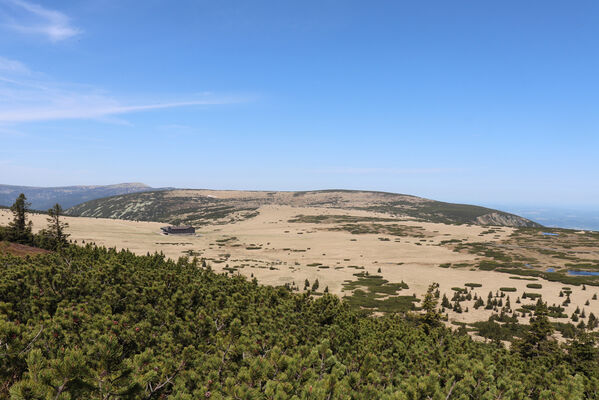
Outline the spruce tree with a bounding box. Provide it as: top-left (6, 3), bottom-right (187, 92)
top-left (8, 193), bottom-right (33, 244)
top-left (514, 300), bottom-right (555, 359)
top-left (588, 313), bottom-right (598, 330)
top-left (441, 294), bottom-right (451, 308)
top-left (45, 203), bottom-right (70, 249)
top-left (312, 279), bottom-right (319, 291)
top-left (421, 283), bottom-right (441, 328)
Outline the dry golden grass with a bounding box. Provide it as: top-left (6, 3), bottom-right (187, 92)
top-left (2, 206), bottom-right (598, 328)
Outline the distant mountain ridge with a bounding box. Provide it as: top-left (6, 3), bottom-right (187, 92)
top-left (487, 205), bottom-right (599, 232)
top-left (65, 188), bottom-right (541, 228)
top-left (0, 183), bottom-right (157, 210)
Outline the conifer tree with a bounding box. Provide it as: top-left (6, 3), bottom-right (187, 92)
top-left (473, 298), bottom-right (484, 309)
top-left (421, 283), bottom-right (441, 328)
top-left (453, 302), bottom-right (462, 313)
top-left (312, 279), bottom-right (319, 291)
top-left (568, 332), bottom-right (598, 377)
top-left (7, 193), bottom-right (33, 244)
top-left (514, 300), bottom-right (555, 359)
top-left (588, 313), bottom-right (598, 330)
top-left (44, 203), bottom-right (70, 249)
top-left (441, 293), bottom-right (451, 308)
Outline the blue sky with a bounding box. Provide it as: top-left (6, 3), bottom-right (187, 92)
top-left (0, 0), bottom-right (597, 207)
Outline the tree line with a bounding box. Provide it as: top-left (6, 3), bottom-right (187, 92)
top-left (0, 194), bottom-right (69, 250)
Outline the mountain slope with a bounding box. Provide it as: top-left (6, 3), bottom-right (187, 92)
top-left (65, 189), bottom-right (541, 227)
top-left (0, 183), bottom-right (156, 210)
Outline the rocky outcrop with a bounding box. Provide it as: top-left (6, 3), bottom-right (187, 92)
top-left (476, 212), bottom-right (540, 227)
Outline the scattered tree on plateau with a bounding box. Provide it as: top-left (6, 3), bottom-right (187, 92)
top-left (43, 203), bottom-right (70, 249)
top-left (421, 282), bottom-right (442, 329)
top-left (7, 193), bottom-right (33, 244)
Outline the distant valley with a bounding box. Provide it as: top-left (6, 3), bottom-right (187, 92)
top-left (0, 183), bottom-right (159, 210)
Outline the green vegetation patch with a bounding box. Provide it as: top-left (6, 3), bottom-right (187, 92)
top-left (330, 223), bottom-right (421, 237)
top-left (470, 318), bottom-right (526, 341)
top-left (343, 290), bottom-right (419, 314)
top-left (509, 276), bottom-right (538, 281)
top-left (215, 236), bottom-right (237, 243)
top-left (288, 214), bottom-right (397, 224)
top-left (526, 283), bottom-right (543, 289)
top-left (352, 198), bottom-right (539, 226)
top-left (496, 267), bottom-right (599, 287)
top-left (465, 283), bottom-right (483, 288)
top-left (342, 273), bottom-right (413, 313)
top-left (523, 292), bottom-right (542, 299)
top-left (455, 242), bottom-right (513, 263)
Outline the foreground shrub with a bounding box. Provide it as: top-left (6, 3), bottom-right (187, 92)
top-left (0, 245), bottom-right (598, 398)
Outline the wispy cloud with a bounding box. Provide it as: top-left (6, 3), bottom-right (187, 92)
top-left (0, 59), bottom-right (244, 123)
top-left (0, 97), bottom-right (240, 123)
top-left (0, 125), bottom-right (26, 136)
top-left (0, 56), bottom-right (29, 74)
top-left (0, 0), bottom-right (81, 41)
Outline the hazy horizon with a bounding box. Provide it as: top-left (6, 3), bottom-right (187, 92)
top-left (2, 181), bottom-right (598, 231)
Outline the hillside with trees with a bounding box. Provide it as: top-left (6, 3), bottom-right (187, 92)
top-left (65, 189), bottom-right (540, 227)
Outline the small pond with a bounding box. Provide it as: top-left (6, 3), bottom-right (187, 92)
top-left (568, 270), bottom-right (599, 276)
